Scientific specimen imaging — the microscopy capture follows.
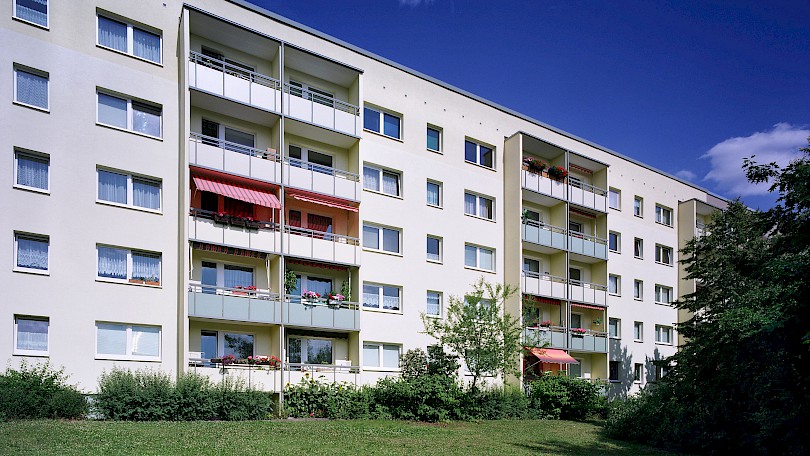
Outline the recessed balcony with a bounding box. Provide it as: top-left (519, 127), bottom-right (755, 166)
top-left (523, 326), bottom-right (567, 349)
top-left (283, 158), bottom-right (361, 201)
top-left (189, 210), bottom-right (281, 254)
top-left (189, 134), bottom-right (281, 184)
top-left (568, 232), bottom-right (608, 260)
top-left (188, 51), bottom-right (282, 113)
top-left (569, 330), bottom-right (608, 353)
top-left (521, 169), bottom-right (566, 200)
top-left (568, 181), bottom-right (607, 213)
top-left (568, 280), bottom-right (608, 306)
top-left (283, 225), bottom-right (360, 266)
top-left (283, 298), bottom-right (361, 331)
top-left (188, 283), bottom-right (281, 324)
top-left (282, 83), bottom-right (360, 136)
top-left (521, 271), bottom-right (567, 300)
top-left (521, 219), bottom-right (567, 251)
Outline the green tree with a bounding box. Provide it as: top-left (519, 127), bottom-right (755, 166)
top-left (421, 278), bottom-right (522, 390)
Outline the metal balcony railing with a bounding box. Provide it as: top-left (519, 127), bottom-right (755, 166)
top-left (190, 51), bottom-right (280, 89)
top-left (283, 225), bottom-right (359, 245)
top-left (285, 156), bottom-right (360, 182)
top-left (282, 83), bottom-right (359, 116)
top-left (190, 132), bottom-right (280, 161)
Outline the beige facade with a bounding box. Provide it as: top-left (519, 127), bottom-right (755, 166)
top-left (2, 0), bottom-right (721, 395)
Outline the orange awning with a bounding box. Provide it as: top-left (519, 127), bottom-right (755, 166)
top-left (527, 347), bottom-right (579, 364)
top-left (289, 192), bottom-right (359, 212)
top-left (571, 303), bottom-right (606, 311)
top-left (193, 176), bottom-right (280, 209)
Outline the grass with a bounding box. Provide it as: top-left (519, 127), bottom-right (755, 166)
top-left (0, 419), bottom-right (670, 455)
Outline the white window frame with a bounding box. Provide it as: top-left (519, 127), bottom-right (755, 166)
top-left (464, 243), bottom-right (495, 272)
top-left (96, 167), bottom-right (162, 213)
top-left (426, 124), bottom-right (442, 152)
top-left (363, 163), bottom-right (402, 198)
top-left (362, 223), bottom-right (402, 255)
top-left (634, 237), bottom-right (644, 259)
top-left (609, 274), bottom-right (621, 296)
top-left (634, 321), bottom-right (644, 342)
top-left (426, 290), bottom-right (442, 318)
top-left (608, 231), bottom-right (620, 253)
top-left (608, 188), bottom-right (621, 210)
top-left (13, 315), bottom-right (49, 356)
top-left (95, 322), bottom-right (161, 361)
top-left (96, 244), bottom-right (162, 286)
top-left (13, 148), bottom-right (50, 194)
top-left (655, 244), bottom-right (674, 266)
top-left (201, 118), bottom-right (256, 148)
top-left (634, 196), bottom-right (643, 217)
top-left (362, 282), bottom-right (402, 313)
top-left (634, 279), bottom-right (643, 300)
top-left (363, 104), bottom-right (401, 140)
top-left (96, 89), bottom-right (163, 139)
top-left (13, 0), bottom-right (48, 28)
top-left (363, 342), bottom-right (401, 370)
top-left (608, 318), bottom-right (621, 339)
top-left (426, 235), bottom-right (442, 263)
top-left (464, 138), bottom-right (495, 169)
top-left (464, 191), bottom-right (495, 221)
top-left (655, 204), bottom-right (673, 227)
top-left (655, 325), bottom-right (673, 345)
top-left (655, 284), bottom-right (673, 304)
top-left (13, 231), bottom-right (49, 275)
top-left (426, 180), bottom-right (443, 208)
top-left (633, 363), bottom-right (643, 383)
top-left (96, 12), bottom-right (163, 64)
top-left (13, 64), bottom-right (49, 111)
top-left (221, 331), bottom-right (255, 359)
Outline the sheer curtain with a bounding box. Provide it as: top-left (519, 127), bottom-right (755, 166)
top-left (133, 28), bottom-right (161, 63)
top-left (132, 102), bottom-right (161, 137)
top-left (362, 284), bottom-right (379, 308)
top-left (16, 318), bottom-right (48, 351)
top-left (224, 266), bottom-right (252, 288)
top-left (133, 179), bottom-right (160, 210)
top-left (383, 286), bottom-right (400, 310)
top-left (98, 170), bottom-right (127, 204)
top-left (131, 326), bottom-right (160, 357)
top-left (16, 154), bottom-right (48, 189)
top-left (464, 193), bottom-right (476, 215)
top-left (98, 247), bottom-right (127, 279)
top-left (15, 0), bottom-right (47, 26)
top-left (363, 166), bottom-right (379, 191)
top-left (16, 70), bottom-right (47, 108)
top-left (427, 183), bottom-right (439, 206)
top-left (132, 253), bottom-right (161, 282)
top-left (96, 324), bottom-right (127, 355)
top-left (97, 16), bottom-right (127, 52)
top-left (382, 172), bottom-right (399, 196)
top-left (17, 236), bottom-right (48, 270)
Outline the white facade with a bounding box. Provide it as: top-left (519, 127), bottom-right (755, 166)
top-left (1, 0), bottom-right (723, 395)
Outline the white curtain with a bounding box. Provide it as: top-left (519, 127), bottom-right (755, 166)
top-left (16, 70), bottom-right (47, 108)
top-left (17, 154), bottom-right (48, 189)
top-left (382, 345), bottom-right (399, 368)
top-left (132, 102), bottom-right (161, 137)
top-left (96, 323), bottom-right (127, 355)
top-left (464, 245), bottom-right (477, 267)
top-left (17, 236), bottom-right (48, 270)
top-left (16, 318), bottom-right (48, 351)
top-left (131, 326), bottom-right (160, 357)
top-left (133, 28), bottom-right (161, 63)
top-left (479, 248), bottom-right (493, 271)
top-left (98, 93), bottom-right (127, 128)
top-left (132, 252), bottom-right (160, 282)
top-left (427, 183), bottom-right (439, 206)
top-left (98, 16), bottom-right (127, 52)
top-left (362, 285), bottom-right (379, 308)
top-left (363, 166), bottom-right (379, 191)
top-left (98, 247), bottom-right (127, 279)
top-left (224, 266), bottom-right (252, 288)
top-left (362, 225), bottom-right (379, 249)
top-left (15, 0), bottom-right (47, 26)
top-left (98, 170), bottom-right (127, 204)
top-left (363, 344), bottom-right (379, 367)
top-left (479, 198), bottom-right (492, 219)
top-left (382, 286), bottom-right (400, 310)
top-left (133, 178), bottom-right (160, 210)
top-left (426, 292), bottom-right (440, 316)
top-left (464, 193), bottom-right (476, 215)
top-left (382, 172), bottom-right (399, 196)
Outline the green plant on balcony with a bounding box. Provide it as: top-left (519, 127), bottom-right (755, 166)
top-left (284, 270), bottom-right (297, 296)
top-left (547, 165), bottom-right (569, 180)
top-left (522, 157), bottom-right (547, 174)
top-left (326, 292), bottom-right (345, 309)
top-left (571, 328), bottom-right (587, 337)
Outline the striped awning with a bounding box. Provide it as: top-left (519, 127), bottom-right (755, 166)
top-left (527, 347), bottom-right (579, 364)
top-left (523, 294), bottom-right (562, 306)
top-left (289, 191), bottom-right (358, 212)
top-left (193, 176), bottom-right (280, 209)
top-left (571, 303), bottom-right (606, 311)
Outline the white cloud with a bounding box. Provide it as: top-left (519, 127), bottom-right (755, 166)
top-left (675, 169), bottom-right (697, 181)
top-left (702, 123), bottom-right (808, 197)
top-left (398, 0), bottom-right (435, 6)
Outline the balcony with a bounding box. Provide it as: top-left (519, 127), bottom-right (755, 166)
top-left (188, 51), bottom-right (282, 113)
top-left (522, 271), bottom-right (567, 300)
top-left (569, 281), bottom-right (608, 306)
top-left (283, 225), bottom-right (360, 266)
top-left (695, 222), bottom-right (708, 237)
top-left (282, 83), bottom-right (360, 136)
top-left (188, 210), bottom-right (281, 254)
top-left (568, 232), bottom-right (608, 260)
top-left (523, 326), bottom-right (567, 349)
top-left (521, 169), bottom-right (566, 200)
top-left (568, 330), bottom-right (608, 353)
top-left (189, 134), bottom-right (281, 184)
top-left (521, 219), bottom-right (567, 250)
top-left (283, 158), bottom-right (361, 201)
top-left (188, 362), bottom-right (361, 393)
top-left (568, 181), bottom-right (607, 213)
top-left (283, 299), bottom-right (361, 331)
top-left (188, 283), bottom-right (281, 324)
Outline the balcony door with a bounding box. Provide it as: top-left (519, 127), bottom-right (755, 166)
top-left (569, 267), bottom-right (582, 286)
top-left (293, 274), bottom-right (333, 299)
top-left (571, 313), bottom-right (583, 330)
top-left (288, 145), bottom-right (333, 173)
top-left (201, 261), bottom-right (217, 294)
top-left (202, 119), bottom-right (255, 154)
top-left (288, 80), bottom-right (334, 107)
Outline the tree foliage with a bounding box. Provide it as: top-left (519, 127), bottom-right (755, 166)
top-left (421, 278), bottom-right (522, 390)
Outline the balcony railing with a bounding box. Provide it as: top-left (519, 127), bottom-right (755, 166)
top-left (521, 169), bottom-right (566, 200)
top-left (189, 209), bottom-right (281, 253)
top-left (188, 283), bottom-right (281, 324)
top-left (282, 83), bottom-right (360, 136)
top-left (568, 280), bottom-right (608, 306)
top-left (283, 298), bottom-right (361, 330)
top-left (521, 219), bottom-right (567, 250)
top-left (282, 225), bottom-right (360, 266)
top-left (568, 330), bottom-right (608, 353)
top-left (187, 362), bottom-right (363, 393)
top-left (695, 222), bottom-right (709, 237)
top-left (568, 180), bottom-right (608, 212)
top-left (283, 157), bottom-right (361, 201)
top-left (568, 231), bottom-right (608, 260)
top-left (523, 326), bottom-right (568, 349)
top-left (188, 51), bottom-right (282, 113)
top-left (189, 133), bottom-right (281, 184)
top-left (522, 270), bottom-right (567, 300)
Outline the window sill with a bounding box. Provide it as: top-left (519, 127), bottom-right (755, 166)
top-left (96, 122), bottom-right (163, 141)
top-left (363, 188), bottom-right (403, 200)
top-left (13, 267), bottom-right (49, 276)
top-left (609, 336), bottom-right (621, 340)
top-left (362, 307), bottom-right (402, 315)
top-left (362, 248), bottom-right (403, 258)
top-left (13, 101), bottom-right (50, 113)
top-left (633, 339), bottom-right (643, 343)
top-left (95, 355), bottom-right (161, 362)
top-left (363, 128), bottom-right (403, 143)
top-left (96, 277), bottom-right (162, 288)
top-left (424, 314), bottom-right (441, 319)
top-left (655, 221), bottom-right (674, 228)
top-left (609, 207), bottom-right (621, 211)
top-left (13, 184), bottom-right (50, 195)
top-left (608, 379), bottom-right (622, 384)
top-left (654, 301), bottom-right (672, 306)
top-left (654, 261), bottom-right (673, 267)
top-left (634, 256), bottom-right (643, 260)
top-left (96, 44), bottom-right (163, 67)
top-left (96, 199), bottom-right (163, 215)
top-left (12, 16), bottom-right (49, 30)
top-left (464, 265), bottom-right (495, 274)
top-left (608, 250), bottom-right (620, 254)
top-left (426, 148), bottom-right (442, 154)
top-left (655, 342), bottom-right (674, 346)
top-left (634, 297), bottom-right (643, 301)
top-left (13, 351), bottom-right (49, 357)
top-left (634, 214), bottom-right (643, 219)
top-left (609, 293), bottom-right (620, 297)
top-left (426, 203), bottom-right (443, 209)
top-left (426, 258), bottom-right (443, 265)
top-left (363, 366), bottom-right (401, 373)
top-left (464, 160), bottom-right (496, 172)
top-left (464, 213), bottom-right (496, 223)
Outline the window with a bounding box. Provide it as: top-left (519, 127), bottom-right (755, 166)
top-left (523, 257), bottom-right (540, 274)
top-left (201, 119), bottom-right (255, 152)
top-left (608, 231), bottom-right (620, 253)
top-left (634, 237), bottom-right (643, 259)
top-left (633, 363), bottom-right (643, 383)
top-left (426, 180), bottom-right (442, 207)
top-left (97, 245), bottom-right (162, 285)
top-left (655, 325), bottom-right (673, 344)
top-left (223, 333), bottom-right (254, 359)
top-left (363, 283), bottom-right (401, 311)
top-left (14, 232), bottom-right (48, 273)
top-left (634, 321), bottom-right (643, 341)
top-left (14, 149), bottom-right (49, 192)
top-left (655, 244), bottom-right (674, 265)
top-left (288, 337), bottom-right (332, 364)
top-left (464, 192), bottom-right (494, 220)
top-left (363, 343), bottom-right (400, 368)
top-left (609, 318), bottom-right (621, 338)
top-left (634, 279), bottom-right (643, 300)
top-left (655, 204), bottom-right (673, 226)
top-left (288, 80), bottom-right (333, 107)
top-left (97, 14), bottom-right (162, 63)
top-left (464, 139), bottom-right (494, 169)
top-left (97, 168), bottom-right (161, 211)
top-left (426, 235), bottom-right (442, 262)
top-left (14, 65), bottom-right (48, 110)
top-left (569, 359), bottom-right (583, 378)
top-left (426, 125), bottom-right (442, 152)
top-left (569, 220), bottom-right (583, 234)
top-left (96, 322), bottom-right (160, 360)
top-left (363, 164), bottom-right (401, 197)
top-left (364, 105), bottom-right (401, 139)
top-left (465, 244), bottom-right (494, 271)
top-left (608, 188), bottom-right (621, 210)
top-left (655, 285), bottom-right (673, 304)
top-left (426, 291), bottom-right (442, 317)
top-left (655, 365), bottom-right (670, 381)
top-left (609, 275), bottom-right (621, 295)
top-left (97, 91), bottom-right (162, 138)
top-left (569, 267), bottom-right (582, 285)
top-left (634, 196), bottom-right (643, 217)
top-left (14, 315), bottom-right (48, 355)
top-left (13, 0), bottom-right (47, 27)
top-left (289, 274), bottom-right (332, 300)
top-left (362, 223), bottom-right (401, 254)
top-left (609, 361), bottom-right (620, 382)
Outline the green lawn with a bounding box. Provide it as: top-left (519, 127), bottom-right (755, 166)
top-left (0, 419), bottom-right (668, 455)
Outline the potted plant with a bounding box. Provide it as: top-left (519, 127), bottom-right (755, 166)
top-left (539, 320), bottom-right (553, 328)
top-left (547, 165), bottom-right (568, 181)
top-left (571, 328), bottom-right (587, 337)
top-left (326, 292), bottom-right (345, 308)
top-left (284, 270), bottom-right (297, 298)
top-left (302, 290), bottom-right (321, 305)
top-left (522, 157), bottom-right (547, 174)
top-left (144, 276), bottom-right (160, 286)
top-left (214, 211), bottom-right (229, 224)
top-left (245, 216), bottom-right (260, 230)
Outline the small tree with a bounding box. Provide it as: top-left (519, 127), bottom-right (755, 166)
top-left (422, 278), bottom-right (522, 390)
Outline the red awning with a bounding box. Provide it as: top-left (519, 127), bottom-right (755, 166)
top-left (527, 347), bottom-right (579, 364)
top-left (289, 192), bottom-right (359, 212)
top-left (523, 294), bottom-right (562, 305)
top-left (193, 176), bottom-right (280, 209)
top-left (571, 303), bottom-right (606, 311)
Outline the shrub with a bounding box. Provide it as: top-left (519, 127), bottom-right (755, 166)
top-left (526, 373), bottom-right (605, 421)
top-left (215, 376), bottom-right (272, 421)
top-left (96, 368), bottom-right (175, 421)
top-left (0, 360), bottom-right (86, 421)
top-left (174, 372), bottom-right (217, 421)
top-left (399, 348), bottom-right (428, 379)
top-left (459, 386), bottom-right (531, 420)
top-left (283, 376), bottom-right (369, 419)
top-left (373, 375), bottom-right (462, 422)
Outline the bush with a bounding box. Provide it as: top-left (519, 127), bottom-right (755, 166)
top-left (0, 360), bottom-right (86, 421)
top-left (373, 375), bottom-right (463, 422)
top-left (174, 372), bottom-right (217, 421)
top-left (96, 369), bottom-right (175, 421)
top-left (526, 373), bottom-right (605, 421)
top-left (459, 386), bottom-right (532, 420)
top-left (283, 375), bottom-right (370, 419)
top-left (215, 376), bottom-right (272, 421)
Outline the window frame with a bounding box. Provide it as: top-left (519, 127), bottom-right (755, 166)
top-left (464, 138), bottom-right (495, 170)
top-left (608, 187), bottom-right (621, 210)
top-left (464, 243), bottom-right (495, 272)
top-left (608, 231), bottom-right (620, 253)
top-left (655, 204), bottom-right (673, 227)
top-left (362, 282), bottom-right (402, 313)
top-left (13, 148), bottom-right (50, 194)
top-left (655, 244), bottom-right (674, 266)
top-left (608, 318), bottom-right (621, 339)
top-left (426, 235), bottom-right (443, 263)
top-left (363, 342), bottom-right (401, 370)
top-left (95, 322), bottom-right (161, 361)
top-left (426, 125), bottom-right (442, 152)
top-left (634, 279), bottom-right (643, 300)
top-left (96, 244), bottom-right (162, 286)
top-left (633, 321), bottom-right (644, 342)
top-left (13, 0), bottom-right (48, 28)
top-left (634, 237), bottom-right (644, 259)
top-left (633, 196), bottom-right (643, 218)
top-left (362, 163), bottom-right (402, 198)
top-left (655, 325), bottom-right (673, 345)
top-left (96, 167), bottom-right (162, 213)
top-left (363, 105), bottom-right (402, 140)
top-left (463, 191), bottom-right (495, 221)
top-left (655, 284), bottom-right (673, 304)
top-left (13, 315), bottom-right (49, 356)
top-left (96, 89), bottom-right (163, 139)
top-left (13, 231), bottom-right (49, 275)
top-left (96, 12), bottom-right (163, 65)
top-left (426, 179), bottom-right (443, 208)
top-left (287, 335), bottom-right (333, 365)
top-left (608, 274), bottom-right (621, 296)
top-left (609, 360), bottom-right (621, 382)
top-left (633, 363), bottom-right (643, 383)
top-left (362, 223), bottom-right (402, 255)
top-left (426, 290), bottom-right (442, 318)
top-left (13, 64), bottom-right (49, 112)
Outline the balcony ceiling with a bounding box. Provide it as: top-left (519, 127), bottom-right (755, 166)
top-left (190, 90), bottom-right (281, 127)
top-left (285, 117), bottom-right (358, 148)
top-left (522, 134), bottom-right (566, 161)
top-left (189, 10), bottom-right (280, 60)
top-left (284, 46), bottom-right (360, 88)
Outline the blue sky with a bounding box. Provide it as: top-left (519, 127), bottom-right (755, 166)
top-left (245, 0), bottom-right (809, 209)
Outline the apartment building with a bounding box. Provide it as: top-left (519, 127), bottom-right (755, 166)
top-left (2, 0), bottom-right (724, 396)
